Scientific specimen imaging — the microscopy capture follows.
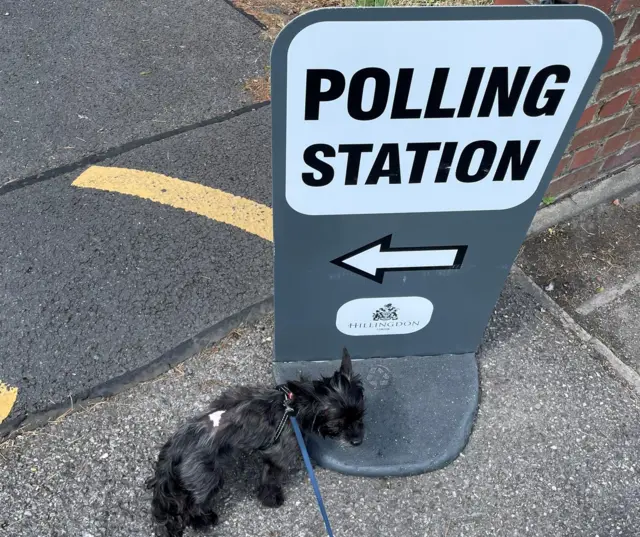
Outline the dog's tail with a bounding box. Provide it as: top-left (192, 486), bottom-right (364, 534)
top-left (148, 422), bottom-right (230, 536)
top-left (148, 441), bottom-right (190, 537)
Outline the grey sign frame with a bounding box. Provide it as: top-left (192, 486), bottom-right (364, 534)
top-left (271, 5), bottom-right (613, 477)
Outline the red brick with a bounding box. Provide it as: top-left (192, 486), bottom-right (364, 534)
top-left (570, 146), bottom-right (600, 169)
top-left (629, 125), bottom-right (640, 145)
top-left (627, 38), bottom-right (640, 63)
top-left (630, 15), bottom-right (640, 38)
top-left (597, 65), bottom-right (640, 99)
top-left (599, 90), bottom-right (632, 117)
top-left (616, 0), bottom-right (640, 13)
top-left (627, 107), bottom-right (640, 129)
top-left (584, 0), bottom-right (614, 14)
top-left (604, 46), bottom-right (624, 71)
top-left (545, 161), bottom-right (603, 198)
top-left (569, 113), bottom-right (630, 150)
top-left (577, 104), bottom-right (598, 129)
top-left (613, 16), bottom-right (631, 40)
top-left (554, 156), bottom-right (572, 177)
top-left (602, 131), bottom-right (630, 154)
top-left (603, 141), bottom-right (640, 169)
top-left (632, 91), bottom-right (640, 105)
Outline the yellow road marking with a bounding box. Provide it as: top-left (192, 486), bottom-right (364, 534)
top-left (0, 382), bottom-right (18, 424)
top-left (0, 168), bottom-right (270, 425)
top-left (73, 166), bottom-right (273, 242)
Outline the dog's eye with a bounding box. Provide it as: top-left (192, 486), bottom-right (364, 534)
top-left (323, 421), bottom-right (343, 436)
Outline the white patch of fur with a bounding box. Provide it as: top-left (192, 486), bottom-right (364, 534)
top-left (209, 410), bottom-right (225, 427)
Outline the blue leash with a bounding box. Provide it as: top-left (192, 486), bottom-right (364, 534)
top-left (289, 416), bottom-right (335, 537)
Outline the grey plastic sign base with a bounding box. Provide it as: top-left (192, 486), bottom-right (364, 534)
top-left (271, 5), bottom-right (612, 476)
top-left (274, 353), bottom-right (478, 477)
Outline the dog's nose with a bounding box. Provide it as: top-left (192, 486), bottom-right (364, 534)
top-left (350, 438), bottom-right (363, 446)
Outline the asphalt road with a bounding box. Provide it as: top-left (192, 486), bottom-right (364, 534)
top-left (0, 0), bottom-right (273, 427)
top-left (0, 0), bottom-right (268, 185)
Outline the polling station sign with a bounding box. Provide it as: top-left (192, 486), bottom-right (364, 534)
top-left (272, 6), bottom-right (612, 363)
top-left (271, 6), bottom-right (612, 476)
top-left (285, 13), bottom-right (606, 216)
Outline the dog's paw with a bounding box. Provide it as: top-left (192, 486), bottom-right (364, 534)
top-left (191, 511), bottom-right (218, 531)
top-left (258, 484), bottom-right (285, 508)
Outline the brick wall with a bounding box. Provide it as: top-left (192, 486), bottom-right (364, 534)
top-left (494, 0), bottom-right (640, 199)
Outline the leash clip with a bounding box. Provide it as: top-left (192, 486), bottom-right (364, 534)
top-left (273, 385), bottom-right (296, 444)
top-left (279, 385), bottom-right (295, 413)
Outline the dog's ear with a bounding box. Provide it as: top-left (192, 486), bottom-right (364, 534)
top-left (340, 347), bottom-right (352, 378)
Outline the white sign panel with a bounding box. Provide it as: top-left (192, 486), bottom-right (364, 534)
top-left (336, 296), bottom-right (434, 336)
top-left (285, 18), bottom-right (604, 215)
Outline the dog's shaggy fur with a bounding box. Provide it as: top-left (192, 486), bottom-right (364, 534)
top-left (147, 348), bottom-right (365, 537)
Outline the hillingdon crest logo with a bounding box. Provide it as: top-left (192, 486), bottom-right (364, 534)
top-left (372, 303), bottom-right (399, 322)
top-left (336, 296), bottom-right (433, 336)
top-left (346, 301), bottom-right (421, 333)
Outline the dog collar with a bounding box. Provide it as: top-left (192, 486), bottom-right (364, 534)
top-left (272, 385), bottom-right (295, 443)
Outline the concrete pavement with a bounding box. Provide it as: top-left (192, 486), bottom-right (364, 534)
top-left (520, 189), bottom-right (640, 377)
top-left (1, 271), bottom-right (639, 537)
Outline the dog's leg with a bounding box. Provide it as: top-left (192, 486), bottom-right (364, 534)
top-left (153, 516), bottom-right (185, 537)
top-left (181, 450), bottom-right (224, 530)
top-left (258, 457), bottom-right (286, 508)
top-left (150, 483), bottom-right (187, 537)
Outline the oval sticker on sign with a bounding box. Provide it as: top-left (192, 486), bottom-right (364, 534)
top-left (336, 296), bottom-right (434, 336)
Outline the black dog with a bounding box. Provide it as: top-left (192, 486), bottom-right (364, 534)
top-left (147, 348), bottom-right (365, 537)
